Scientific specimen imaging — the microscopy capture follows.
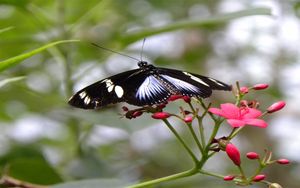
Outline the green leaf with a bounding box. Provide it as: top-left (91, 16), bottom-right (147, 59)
top-left (0, 76), bottom-right (25, 88)
top-left (0, 0), bottom-right (30, 8)
top-left (8, 158), bottom-right (63, 185)
top-left (51, 179), bottom-right (129, 188)
top-left (0, 39), bottom-right (80, 72)
top-left (121, 7), bottom-right (272, 45)
top-left (0, 26), bottom-right (14, 34)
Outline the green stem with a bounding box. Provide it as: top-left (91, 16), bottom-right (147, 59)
top-left (186, 123), bottom-right (204, 154)
top-left (163, 119), bottom-right (198, 163)
top-left (199, 170), bottom-right (224, 179)
top-left (248, 162), bottom-right (265, 182)
top-left (126, 168), bottom-right (197, 188)
top-left (228, 126), bottom-right (245, 139)
top-left (238, 165), bottom-right (247, 181)
top-left (188, 102), bottom-right (206, 149)
top-left (207, 119), bottom-right (223, 150)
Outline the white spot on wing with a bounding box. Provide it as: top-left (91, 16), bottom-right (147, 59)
top-left (183, 72), bottom-right (210, 87)
top-left (162, 75), bottom-right (199, 93)
top-left (79, 91), bottom-right (87, 99)
top-left (104, 79), bottom-right (115, 93)
top-left (114, 85), bottom-right (124, 98)
top-left (108, 85), bottom-right (114, 92)
top-left (84, 96), bottom-right (91, 104)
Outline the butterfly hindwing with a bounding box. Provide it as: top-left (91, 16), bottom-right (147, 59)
top-left (118, 70), bottom-right (172, 106)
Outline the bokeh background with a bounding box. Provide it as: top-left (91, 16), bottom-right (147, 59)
top-left (0, 0), bottom-right (299, 187)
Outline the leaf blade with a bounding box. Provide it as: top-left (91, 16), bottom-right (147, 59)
top-left (0, 39), bottom-right (80, 72)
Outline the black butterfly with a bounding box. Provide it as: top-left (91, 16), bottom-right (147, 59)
top-left (68, 60), bottom-right (231, 109)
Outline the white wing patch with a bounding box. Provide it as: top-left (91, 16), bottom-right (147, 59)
top-left (102, 79), bottom-right (124, 98)
top-left (77, 91), bottom-right (91, 105)
top-left (161, 75), bottom-right (199, 93)
top-left (136, 76), bottom-right (166, 101)
top-left (79, 91), bottom-right (87, 99)
top-left (114, 85), bottom-right (124, 98)
top-left (183, 72), bottom-right (210, 87)
top-left (208, 77), bottom-right (226, 87)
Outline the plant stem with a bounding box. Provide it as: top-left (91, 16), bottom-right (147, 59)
top-left (163, 119), bottom-right (198, 163)
top-left (199, 170), bottom-right (224, 179)
top-left (238, 165), bottom-right (247, 181)
top-left (126, 168), bottom-right (198, 188)
top-left (186, 123), bottom-right (204, 154)
top-left (228, 126), bottom-right (245, 139)
top-left (207, 119), bottom-right (223, 150)
top-left (188, 102), bottom-right (206, 150)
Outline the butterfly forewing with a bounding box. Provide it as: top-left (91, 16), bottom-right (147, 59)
top-left (68, 69), bottom-right (141, 109)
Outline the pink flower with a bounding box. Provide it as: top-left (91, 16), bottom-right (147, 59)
top-left (267, 101), bottom-right (286, 113)
top-left (209, 103), bottom-right (267, 128)
top-left (240, 86), bottom-right (249, 94)
top-left (184, 116), bottom-right (193, 123)
top-left (225, 143), bottom-right (241, 166)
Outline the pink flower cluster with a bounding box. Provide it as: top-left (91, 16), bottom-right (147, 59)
top-left (209, 103), bottom-right (267, 128)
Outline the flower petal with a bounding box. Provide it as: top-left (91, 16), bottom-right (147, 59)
top-left (244, 119), bottom-right (268, 128)
top-left (220, 103), bottom-right (240, 119)
top-left (242, 108), bottom-right (262, 119)
top-left (227, 119), bottom-right (245, 127)
top-left (208, 108), bottom-right (224, 116)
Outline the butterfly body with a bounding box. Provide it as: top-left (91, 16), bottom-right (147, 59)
top-left (68, 61), bottom-right (231, 109)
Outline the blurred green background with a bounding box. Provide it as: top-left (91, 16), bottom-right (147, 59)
top-left (0, 0), bottom-right (299, 187)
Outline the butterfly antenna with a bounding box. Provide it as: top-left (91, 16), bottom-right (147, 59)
top-left (91, 43), bottom-right (140, 62)
top-left (140, 38), bottom-right (146, 61)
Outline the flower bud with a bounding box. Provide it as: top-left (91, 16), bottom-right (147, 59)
top-left (132, 111), bottom-right (143, 118)
top-left (253, 84), bottom-right (269, 90)
top-left (122, 106), bottom-right (129, 112)
top-left (168, 95), bottom-right (183, 101)
top-left (269, 183), bottom-right (283, 188)
top-left (246, 152), bottom-right (260, 159)
top-left (223, 175), bottom-right (235, 181)
top-left (183, 96), bottom-right (191, 103)
top-left (152, 112), bottom-right (171, 119)
top-left (267, 101), bottom-right (286, 113)
top-left (225, 143), bottom-right (241, 166)
top-left (253, 174), bottom-right (266, 182)
top-left (184, 116), bottom-right (193, 123)
top-left (240, 86), bottom-right (249, 94)
top-left (277, 159), bottom-right (290, 165)
top-left (157, 103), bottom-right (166, 109)
top-left (183, 110), bottom-right (191, 115)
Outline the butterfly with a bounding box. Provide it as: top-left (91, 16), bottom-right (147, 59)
top-left (68, 60), bottom-right (232, 109)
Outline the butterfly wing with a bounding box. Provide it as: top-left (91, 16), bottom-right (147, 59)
top-left (157, 67), bottom-right (231, 98)
top-left (68, 69), bottom-right (140, 109)
top-left (125, 74), bottom-right (173, 106)
top-left (68, 68), bottom-right (173, 109)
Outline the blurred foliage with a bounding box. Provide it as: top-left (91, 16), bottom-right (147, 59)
top-left (0, 0), bottom-right (298, 188)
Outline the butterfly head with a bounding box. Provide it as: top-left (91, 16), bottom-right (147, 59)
top-left (138, 61), bottom-right (148, 67)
